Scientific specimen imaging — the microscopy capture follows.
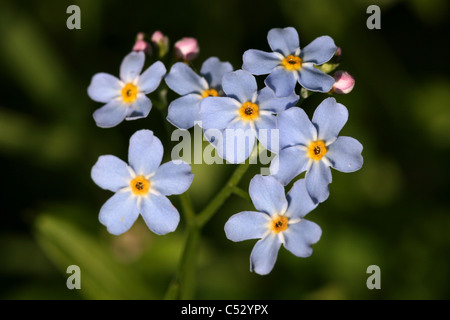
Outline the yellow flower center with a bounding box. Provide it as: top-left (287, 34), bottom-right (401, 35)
top-left (269, 215), bottom-right (289, 234)
top-left (202, 88), bottom-right (219, 98)
top-left (307, 140), bottom-right (327, 161)
top-left (121, 83), bottom-right (138, 103)
top-left (238, 102), bottom-right (259, 121)
top-left (281, 55), bottom-right (302, 71)
top-left (130, 175), bottom-right (150, 196)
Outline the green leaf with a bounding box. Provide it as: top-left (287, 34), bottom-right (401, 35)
top-left (34, 211), bottom-right (157, 300)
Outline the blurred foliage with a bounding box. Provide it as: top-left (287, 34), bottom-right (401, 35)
top-left (0, 0), bottom-right (449, 300)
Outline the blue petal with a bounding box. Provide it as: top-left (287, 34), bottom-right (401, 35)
top-left (217, 122), bottom-right (256, 163)
top-left (99, 191), bottom-right (139, 236)
top-left (297, 65), bottom-right (335, 92)
top-left (284, 219), bottom-right (322, 257)
top-left (151, 161), bottom-right (194, 196)
top-left (200, 57), bottom-right (234, 89)
top-left (257, 87), bottom-right (299, 113)
top-left (138, 61), bottom-right (166, 94)
top-left (225, 211), bottom-right (270, 242)
top-left (165, 62), bottom-right (208, 95)
top-left (306, 160), bottom-right (332, 203)
top-left (222, 70), bottom-right (257, 103)
top-left (87, 73), bottom-right (121, 103)
top-left (128, 129), bottom-right (163, 175)
top-left (267, 27), bottom-right (299, 56)
top-left (270, 146), bottom-right (310, 186)
top-left (125, 94), bottom-right (151, 120)
top-left (277, 107), bottom-right (316, 149)
top-left (167, 94), bottom-right (202, 129)
top-left (326, 136), bottom-right (363, 173)
top-left (198, 97), bottom-right (239, 130)
top-left (312, 97), bottom-right (348, 143)
top-left (285, 179), bottom-right (317, 219)
top-left (265, 66), bottom-right (297, 97)
top-left (242, 50), bottom-right (281, 75)
top-left (93, 98), bottom-right (127, 128)
top-left (140, 194), bottom-right (180, 235)
top-left (91, 155), bottom-right (131, 192)
top-left (249, 175), bottom-right (288, 216)
top-left (250, 234), bottom-right (282, 275)
top-left (254, 113), bottom-right (278, 152)
top-left (300, 36), bottom-right (337, 65)
top-left (120, 51), bottom-right (145, 83)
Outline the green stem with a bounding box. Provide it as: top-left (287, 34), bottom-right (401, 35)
top-left (195, 161), bottom-right (250, 227)
top-left (155, 89), bottom-right (199, 300)
top-left (195, 146), bottom-right (258, 227)
top-left (232, 186), bottom-right (251, 201)
top-left (165, 146), bottom-right (257, 299)
top-left (179, 192), bottom-right (195, 224)
top-left (177, 224), bottom-right (201, 299)
top-left (164, 224), bottom-right (200, 300)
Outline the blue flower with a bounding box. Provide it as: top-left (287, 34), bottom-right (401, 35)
top-left (88, 52), bottom-right (166, 128)
top-left (225, 175), bottom-right (321, 275)
top-left (243, 27), bottom-right (337, 97)
top-left (91, 129), bottom-right (194, 235)
top-left (199, 69), bottom-right (298, 163)
top-left (270, 97), bottom-right (363, 203)
top-left (164, 57), bottom-right (233, 129)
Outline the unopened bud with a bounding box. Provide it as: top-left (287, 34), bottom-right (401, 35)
top-left (132, 32), bottom-right (151, 55)
top-left (332, 71), bottom-right (355, 94)
top-left (151, 30), bottom-right (169, 58)
top-left (174, 37), bottom-right (199, 62)
top-left (315, 46), bottom-right (341, 74)
top-left (333, 47), bottom-right (342, 63)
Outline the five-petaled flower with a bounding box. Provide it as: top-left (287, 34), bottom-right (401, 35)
top-left (243, 27), bottom-right (337, 97)
top-left (88, 51), bottom-right (166, 128)
top-left (270, 97), bottom-right (363, 203)
top-left (225, 175), bottom-right (321, 275)
top-left (91, 129), bottom-right (194, 235)
top-left (165, 57), bottom-right (233, 129)
top-left (199, 69), bottom-right (298, 163)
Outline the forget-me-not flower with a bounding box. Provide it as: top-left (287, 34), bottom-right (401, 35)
top-left (91, 129), bottom-right (193, 235)
top-left (270, 97), bottom-right (363, 204)
top-left (243, 27), bottom-right (337, 97)
top-left (199, 69), bottom-right (298, 163)
top-left (225, 175), bottom-right (321, 275)
top-left (164, 57), bottom-right (233, 129)
top-left (88, 51), bottom-right (166, 128)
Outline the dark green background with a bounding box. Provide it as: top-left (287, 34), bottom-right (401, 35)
top-left (1, 0), bottom-right (449, 299)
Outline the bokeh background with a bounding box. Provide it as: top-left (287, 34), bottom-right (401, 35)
top-left (1, 0), bottom-right (449, 300)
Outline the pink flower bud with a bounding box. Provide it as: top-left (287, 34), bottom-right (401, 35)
top-left (132, 32), bottom-right (151, 54)
top-left (151, 31), bottom-right (167, 45)
top-left (332, 71), bottom-right (355, 94)
top-left (174, 37), bottom-right (199, 62)
top-left (136, 32), bottom-right (145, 41)
top-left (151, 31), bottom-right (169, 58)
top-left (331, 47), bottom-right (342, 63)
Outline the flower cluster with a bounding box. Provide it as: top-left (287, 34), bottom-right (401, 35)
top-left (88, 27), bottom-right (362, 276)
